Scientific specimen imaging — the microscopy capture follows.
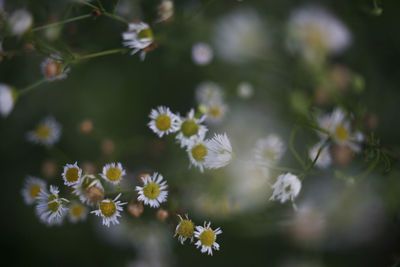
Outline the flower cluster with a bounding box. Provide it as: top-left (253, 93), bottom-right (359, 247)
top-left (175, 214), bottom-right (222, 256)
top-left (148, 106), bottom-right (233, 172)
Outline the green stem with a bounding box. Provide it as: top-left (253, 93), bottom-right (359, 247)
top-left (96, 0), bottom-right (105, 11)
top-left (306, 138), bottom-right (329, 171)
top-left (18, 78), bottom-right (47, 96)
top-left (70, 48), bottom-right (128, 63)
top-left (289, 124), bottom-right (308, 170)
top-left (103, 11), bottom-right (129, 24)
top-left (190, 0), bottom-right (216, 19)
top-left (357, 149), bottom-right (381, 180)
top-left (113, 0), bottom-right (121, 14)
top-left (32, 14), bottom-right (92, 32)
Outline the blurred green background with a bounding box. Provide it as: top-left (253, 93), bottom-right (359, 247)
top-left (1, 0), bottom-right (400, 266)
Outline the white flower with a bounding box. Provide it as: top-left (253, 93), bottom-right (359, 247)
top-left (91, 193), bottom-right (127, 227)
top-left (175, 214), bottom-right (195, 244)
top-left (72, 174), bottom-right (104, 206)
top-left (254, 134), bottom-right (286, 166)
top-left (196, 81), bottom-right (223, 105)
top-left (204, 133), bottom-right (233, 169)
top-left (194, 221), bottom-right (222, 256)
top-left (0, 83), bottom-right (16, 117)
top-left (204, 102), bottom-right (228, 125)
top-left (35, 185), bottom-right (69, 226)
top-left (27, 116), bottom-right (62, 146)
top-left (68, 202), bottom-right (88, 223)
top-left (317, 108), bottom-right (363, 152)
top-left (21, 176), bottom-right (47, 205)
top-left (100, 162), bottom-right (126, 185)
top-left (213, 9), bottom-right (269, 64)
top-left (287, 5), bottom-right (351, 62)
top-left (237, 82), bottom-right (254, 99)
top-left (8, 9), bottom-right (33, 36)
top-left (148, 106), bottom-right (180, 137)
top-left (187, 136), bottom-right (208, 172)
top-left (62, 162), bottom-right (82, 186)
top-left (41, 55), bottom-right (70, 82)
top-left (270, 173), bottom-right (301, 204)
top-left (122, 22), bottom-right (154, 60)
top-left (192, 42), bottom-right (213, 66)
top-left (176, 109), bottom-right (208, 148)
top-left (157, 0), bottom-right (174, 22)
top-left (309, 141), bottom-right (332, 169)
top-left (136, 172), bottom-right (168, 208)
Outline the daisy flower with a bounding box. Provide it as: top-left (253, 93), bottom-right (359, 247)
top-left (68, 202), bottom-right (88, 223)
top-left (136, 172), bottom-right (168, 208)
top-left (122, 22), bottom-right (154, 61)
top-left (204, 102), bottom-right (228, 125)
top-left (254, 134), bottom-right (286, 166)
top-left (237, 82), bottom-right (254, 99)
top-left (269, 173), bottom-right (301, 204)
top-left (62, 162), bottom-right (82, 186)
top-left (26, 116), bottom-right (62, 146)
top-left (41, 55), bottom-right (70, 82)
top-left (175, 214), bottom-right (195, 244)
top-left (8, 9), bottom-right (33, 36)
top-left (195, 81), bottom-right (223, 106)
top-left (308, 141), bottom-right (332, 169)
top-left (100, 162), bottom-right (126, 185)
top-left (287, 5), bottom-right (351, 62)
top-left (176, 109), bottom-right (208, 148)
top-left (204, 133), bottom-right (233, 169)
top-left (187, 137), bottom-right (208, 172)
top-left (157, 0), bottom-right (174, 22)
top-left (91, 193), bottom-right (127, 227)
top-left (72, 174), bottom-right (104, 206)
top-left (0, 83), bottom-right (17, 117)
top-left (35, 185), bottom-right (69, 226)
top-left (148, 106), bottom-right (180, 137)
top-left (194, 221), bottom-right (222, 256)
top-left (317, 108), bottom-right (363, 152)
top-left (21, 176), bottom-right (47, 205)
top-left (192, 42), bottom-right (213, 66)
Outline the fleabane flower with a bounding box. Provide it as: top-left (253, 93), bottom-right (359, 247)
top-left (203, 102), bottom-right (228, 125)
top-left (73, 174), bottom-right (104, 206)
top-left (21, 176), bottom-right (47, 205)
top-left (308, 141), bottom-right (332, 169)
top-left (317, 108), bottom-right (363, 152)
top-left (237, 82), bottom-right (254, 99)
top-left (136, 172), bottom-right (168, 208)
top-left (91, 193), bottom-right (127, 227)
top-left (175, 214), bottom-right (195, 244)
top-left (176, 109), bottom-right (208, 148)
top-left (270, 173), bottom-right (301, 204)
top-left (148, 106), bottom-right (180, 137)
top-left (122, 22), bottom-right (154, 60)
top-left (0, 83), bottom-right (17, 117)
top-left (194, 221), bottom-right (222, 256)
top-left (157, 0), bottom-right (174, 22)
top-left (62, 162), bottom-right (82, 186)
top-left (204, 133), bottom-right (233, 169)
top-left (8, 9), bottom-right (33, 36)
top-left (27, 116), bottom-right (62, 146)
top-left (192, 42), bottom-right (213, 66)
top-left (187, 136), bottom-right (208, 172)
top-left (35, 185), bottom-right (69, 226)
top-left (100, 162), bottom-right (126, 185)
top-left (68, 202), bottom-right (88, 223)
top-left (287, 5), bottom-right (351, 62)
top-left (254, 134), bottom-right (286, 166)
top-left (41, 55), bottom-right (70, 82)
top-left (195, 81), bottom-right (223, 106)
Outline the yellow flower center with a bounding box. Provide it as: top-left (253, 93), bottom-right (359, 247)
top-left (100, 201), bottom-right (116, 217)
top-left (65, 167), bottom-right (79, 183)
top-left (29, 184), bottom-right (41, 198)
top-left (199, 229), bottom-right (215, 247)
top-left (335, 125), bottom-right (349, 141)
top-left (156, 114), bottom-right (171, 131)
top-left (209, 107), bottom-right (221, 118)
top-left (138, 27), bottom-right (154, 40)
top-left (35, 125), bottom-right (51, 140)
top-left (181, 119), bottom-right (199, 137)
top-left (47, 195), bottom-right (60, 212)
top-left (106, 167), bottom-right (122, 182)
top-left (143, 182), bottom-right (160, 200)
top-left (70, 204), bottom-right (84, 217)
top-left (191, 144), bottom-right (207, 161)
top-left (306, 26), bottom-right (325, 51)
top-left (263, 148), bottom-right (276, 161)
top-left (177, 220), bottom-right (194, 238)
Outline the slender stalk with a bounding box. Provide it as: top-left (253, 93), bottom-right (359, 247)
top-left (71, 48), bottom-right (128, 63)
top-left (19, 78), bottom-right (47, 96)
top-left (32, 14), bottom-right (92, 32)
top-left (306, 138), bottom-right (329, 170)
top-left (113, 0), bottom-right (121, 14)
top-left (103, 11), bottom-right (129, 24)
top-left (190, 0), bottom-right (216, 19)
top-left (357, 149), bottom-right (381, 180)
top-left (289, 124), bottom-right (307, 170)
top-left (96, 0), bottom-right (105, 11)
